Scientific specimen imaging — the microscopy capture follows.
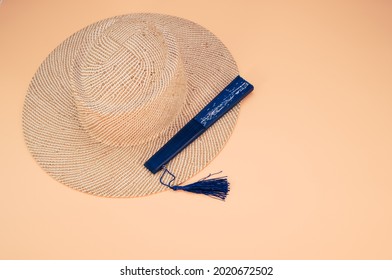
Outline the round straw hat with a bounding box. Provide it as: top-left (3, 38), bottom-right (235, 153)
top-left (22, 13), bottom-right (240, 197)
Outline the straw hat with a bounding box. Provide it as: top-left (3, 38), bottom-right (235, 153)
top-left (22, 13), bottom-right (240, 197)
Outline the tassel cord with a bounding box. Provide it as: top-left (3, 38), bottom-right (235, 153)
top-left (159, 166), bottom-right (176, 188)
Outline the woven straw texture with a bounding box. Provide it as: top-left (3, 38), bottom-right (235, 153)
top-left (22, 13), bottom-right (239, 197)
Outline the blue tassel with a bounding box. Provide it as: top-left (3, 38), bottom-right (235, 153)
top-left (160, 167), bottom-right (230, 201)
top-left (171, 177), bottom-right (229, 200)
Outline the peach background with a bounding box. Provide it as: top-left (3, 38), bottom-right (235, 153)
top-left (1, 0), bottom-right (392, 259)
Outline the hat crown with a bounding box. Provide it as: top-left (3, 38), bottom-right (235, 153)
top-left (70, 19), bottom-right (186, 147)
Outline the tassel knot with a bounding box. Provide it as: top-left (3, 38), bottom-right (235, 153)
top-left (160, 166), bottom-right (230, 201)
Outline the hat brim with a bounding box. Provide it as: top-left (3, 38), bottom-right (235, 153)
top-left (22, 14), bottom-right (239, 197)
